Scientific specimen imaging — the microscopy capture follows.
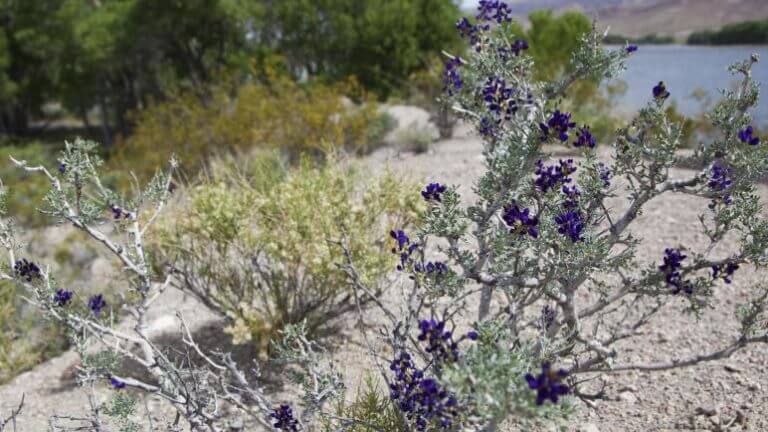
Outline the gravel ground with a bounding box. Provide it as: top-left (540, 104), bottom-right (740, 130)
top-left (1, 120), bottom-right (767, 431)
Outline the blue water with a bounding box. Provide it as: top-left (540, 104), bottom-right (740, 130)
top-left (605, 45), bottom-right (768, 126)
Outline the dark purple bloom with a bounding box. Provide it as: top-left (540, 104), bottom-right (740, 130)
top-left (390, 230), bottom-right (418, 271)
top-left (14, 259), bottom-right (41, 282)
top-left (539, 110), bottom-right (576, 142)
top-left (482, 77), bottom-right (519, 120)
top-left (738, 125), bottom-right (760, 146)
top-left (110, 205), bottom-right (132, 220)
top-left (456, 17), bottom-right (488, 48)
top-left (534, 159), bottom-right (576, 193)
top-left (418, 319), bottom-right (460, 364)
top-left (478, 116), bottom-right (498, 138)
top-left (554, 210), bottom-right (585, 243)
top-left (58, 162), bottom-right (67, 174)
top-left (539, 304), bottom-right (557, 331)
top-left (561, 185), bottom-right (580, 209)
top-left (88, 294), bottom-right (107, 316)
top-left (466, 330), bottom-right (479, 340)
top-left (421, 183), bottom-right (447, 202)
top-left (415, 261), bottom-right (449, 275)
top-left (502, 202), bottom-right (539, 238)
top-left (389, 352), bottom-right (459, 430)
top-left (660, 248), bottom-right (691, 294)
top-left (525, 363), bottom-right (570, 405)
top-left (598, 163), bottom-right (612, 188)
top-left (711, 262), bottom-right (739, 284)
top-left (443, 57), bottom-right (464, 95)
top-left (626, 44), bottom-right (638, 53)
top-left (653, 81), bottom-right (670, 100)
top-left (573, 126), bottom-right (596, 148)
top-left (53, 288), bottom-right (73, 307)
top-left (476, 0), bottom-right (512, 24)
top-left (270, 404), bottom-right (299, 432)
top-left (708, 162), bottom-right (733, 208)
top-left (110, 377), bottom-right (125, 389)
top-left (498, 39), bottom-right (529, 59)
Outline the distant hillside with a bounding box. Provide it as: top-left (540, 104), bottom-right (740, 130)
top-left (472, 0), bottom-right (768, 39)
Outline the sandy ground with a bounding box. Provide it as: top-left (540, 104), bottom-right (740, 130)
top-left (1, 120), bottom-right (767, 431)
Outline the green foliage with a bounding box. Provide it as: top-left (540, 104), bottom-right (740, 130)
top-left (0, 141), bottom-right (61, 226)
top-left (603, 33), bottom-right (675, 45)
top-left (326, 377), bottom-right (405, 432)
top-left (155, 153), bottom-right (422, 355)
top-left (115, 75), bottom-right (393, 180)
top-left (688, 19), bottom-right (768, 45)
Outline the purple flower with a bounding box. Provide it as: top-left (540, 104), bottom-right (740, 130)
top-left (626, 44), bottom-right (638, 53)
top-left (478, 117), bottom-right (498, 138)
top-left (110, 377), bottom-right (125, 389)
top-left (525, 363), bottom-right (570, 405)
top-left (561, 185), bottom-right (580, 209)
top-left (660, 248), bottom-right (691, 294)
top-left (418, 319), bottom-right (460, 364)
top-left (573, 126), bottom-right (596, 148)
top-left (476, 0), bottom-right (513, 24)
top-left (554, 210), bottom-right (585, 243)
top-left (539, 110), bottom-right (576, 142)
top-left (711, 262), bottom-right (739, 284)
top-left (708, 162), bottom-right (733, 208)
top-left (456, 17), bottom-right (488, 48)
top-left (653, 81), bottom-right (670, 100)
top-left (539, 305), bottom-right (557, 331)
top-left (482, 77), bottom-right (519, 120)
top-left (502, 202), bottom-right (539, 238)
top-left (415, 261), bottom-right (449, 275)
top-left (421, 183), bottom-right (447, 202)
top-left (390, 230), bottom-right (418, 271)
top-left (499, 39), bottom-right (529, 59)
top-left (466, 330), bottom-right (479, 340)
top-left (598, 163), bottom-right (612, 188)
top-left (110, 205), bottom-right (132, 220)
top-left (534, 159), bottom-right (576, 193)
top-left (270, 404), bottom-right (299, 432)
top-left (58, 162), bottom-right (67, 174)
top-left (14, 259), bottom-right (41, 282)
top-left (53, 288), bottom-right (73, 307)
top-left (88, 294), bottom-right (107, 316)
top-left (443, 57), bottom-right (464, 95)
top-left (389, 352), bottom-right (459, 429)
top-left (738, 125), bottom-right (760, 146)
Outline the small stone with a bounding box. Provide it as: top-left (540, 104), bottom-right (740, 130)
top-left (747, 380), bottom-right (761, 391)
top-left (618, 391), bottom-right (638, 404)
top-left (724, 364), bottom-right (743, 373)
top-left (577, 423), bottom-right (600, 432)
top-left (695, 405), bottom-right (718, 417)
top-left (709, 415), bottom-right (720, 426)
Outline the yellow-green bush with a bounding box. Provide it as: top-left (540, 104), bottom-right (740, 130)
top-left (115, 74), bottom-right (393, 181)
top-left (154, 153), bottom-right (422, 355)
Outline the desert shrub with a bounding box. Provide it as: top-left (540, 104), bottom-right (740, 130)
top-left (1, 3), bottom-right (768, 431)
top-left (395, 122), bottom-right (438, 154)
top-left (114, 74), bottom-right (394, 180)
top-left (154, 152), bottom-right (422, 355)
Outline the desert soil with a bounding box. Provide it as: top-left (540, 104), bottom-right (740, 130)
top-left (0, 113), bottom-right (767, 431)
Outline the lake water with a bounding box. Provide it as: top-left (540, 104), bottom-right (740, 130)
top-left (605, 45), bottom-right (768, 126)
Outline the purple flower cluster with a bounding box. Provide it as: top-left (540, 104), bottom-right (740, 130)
top-left (414, 262), bottom-right (449, 275)
top-left (53, 288), bottom-right (73, 307)
top-left (422, 183), bottom-right (447, 202)
top-left (738, 125), bottom-right (760, 146)
top-left (573, 126), bottom-right (596, 148)
top-left (476, 0), bottom-right (513, 23)
top-left (482, 77), bottom-right (520, 120)
top-left (626, 44), bottom-right (638, 53)
top-left (455, 18), bottom-right (488, 48)
top-left (534, 159), bottom-right (576, 193)
top-left (110, 377), bottom-right (126, 389)
top-left (525, 363), bottom-right (570, 405)
top-left (391, 230), bottom-right (418, 271)
top-left (389, 352), bottom-right (459, 430)
top-left (111, 205), bottom-right (132, 220)
top-left (417, 319), bottom-right (461, 364)
top-left (499, 39), bottom-right (529, 59)
top-left (478, 117), bottom-right (498, 138)
top-left (443, 57), bottom-right (464, 95)
top-left (653, 81), bottom-right (670, 100)
top-left (659, 248), bottom-right (691, 294)
top-left (539, 110), bottom-right (576, 142)
top-left (270, 404), bottom-right (299, 432)
top-left (711, 262), bottom-right (739, 284)
top-left (88, 294), bottom-right (107, 316)
top-left (561, 185), bottom-right (580, 209)
top-left (554, 209), bottom-right (585, 243)
top-left (539, 304), bottom-right (557, 331)
top-left (502, 202), bottom-right (539, 238)
top-left (708, 162), bottom-right (733, 208)
top-left (598, 163), bottom-right (612, 188)
top-left (14, 259), bottom-right (41, 282)
top-left (58, 162), bottom-right (67, 174)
